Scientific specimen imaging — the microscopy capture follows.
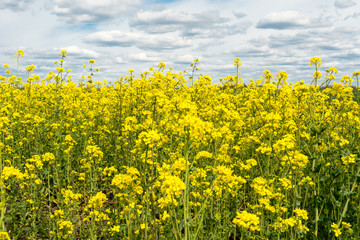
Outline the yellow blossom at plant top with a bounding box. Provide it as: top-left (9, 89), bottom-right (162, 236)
top-left (61, 188), bottom-right (82, 205)
top-left (15, 49), bottom-right (24, 58)
top-left (252, 177), bottom-right (273, 197)
top-left (86, 192), bottom-right (108, 210)
top-left (111, 167), bottom-right (140, 190)
top-left (280, 151), bottom-right (309, 170)
top-left (293, 208), bottom-right (308, 221)
top-left (25, 64), bottom-right (36, 72)
top-left (331, 223), bottom-right (342, 237)
top-left (309, 56), bottom-right (322, 67)
top-left (341, 222), bottom-right (353, 234)
top-left (212, 165), bottom-right (246, 197)
top-left (109, 225), bottom-right (120, 236)
top-left (341, 154), bottom-right (356, 165)
top-left (299, 176), bottom-right (315, 186)
top-left (60, 49), bottom-right (67, 57)
top-left (195, 151), bottom-right (213, 160)
top-left (233, 211), bottom-right (260, 231)
top-left (158, 175), bottom-right (185, 199)
top-left (234, 58), bottom-right (241, 69)
top-left (1, 166), bottom-right (24, 180)
top-left (0, 232), bottom-right (10, 240)
top-left (57, 220), bottom-right (74, 238)
top-left (41, 152), bottom-right (55, 164)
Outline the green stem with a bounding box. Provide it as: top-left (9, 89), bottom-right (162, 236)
top-left (183, 134), bottom-right (191, 240)
top-left (337, 167), bottom-right (360, 227)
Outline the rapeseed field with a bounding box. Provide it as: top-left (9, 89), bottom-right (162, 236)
top-left (0, 50), bottom-right (360, 239)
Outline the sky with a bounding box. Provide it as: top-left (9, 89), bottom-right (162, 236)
top-left (0, 0), bottom-right (359, 84)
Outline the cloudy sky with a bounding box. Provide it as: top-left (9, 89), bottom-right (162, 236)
top-left (0, 0), bottom-right (359, 83)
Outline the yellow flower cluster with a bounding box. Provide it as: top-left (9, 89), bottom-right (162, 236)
top-left (61, 188), bottom-right (82, 205)
top-left (0, 232), bottom-right (10, 240)
top-left (86, 191), bottom-right (107, 210)
top-left (212, 165), bottom-right (246, 197)
top-left (57, 220), bottom-right (74, 239)
top-left (232, 210), bottom-right (260, 231)
top-left (341, 154), bottom-right (356, 165)
top-left (331, 222), bottom-right (353, 237)
top-left (157, 174), bottom-right (185, 208)
top-left (1, 166), bottom-right (24, 180)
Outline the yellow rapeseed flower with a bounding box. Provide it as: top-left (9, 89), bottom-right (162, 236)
top-left (15, 49), bottom-right (24, 58)
top-left (341, 154), bottom-right (356, 165)
top-left (0, 232), bottom-right (11, 240)
top-left (233, 211), bottom-right (260, 231)
top-left (25, 64), bottom-right (36, 72)
top-left (309, 56), bottom-right (321, 67)
top-left (331, 222), bottom-right (341, 237)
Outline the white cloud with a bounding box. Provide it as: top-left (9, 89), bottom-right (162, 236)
top-left (174, 55), bottom-right (199, 64)
top-left (130, 9), bottom-right (250, 37)
top-left (51, 0), bottom-right (141, 24)
top-left (84, 30), bottom-right (192, 50)
top-left (0, 0), bottom-right (37, 11)
top-left (344, 12), bottom-right (360, 20)
top-left (116, 57), bottom-right (126, 64)
top-left (61, 46), bottom-right (100, 58)
top-left (128, 53), bottom-right (160, 62)
top-left (334, 0), bottom-right (356, 9)
top-left (233, 11), bottom-right (246, 19)
top-left (133, 9), bottom-right (226, 26)
top-left (130, 9), bottom-right (225, 34)
top-left (324, 60), bottom-right (341, 68)
top-left (231, 44), bottom-right (273, 58)
top-left (257, 11), bottom-right (310, 29)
